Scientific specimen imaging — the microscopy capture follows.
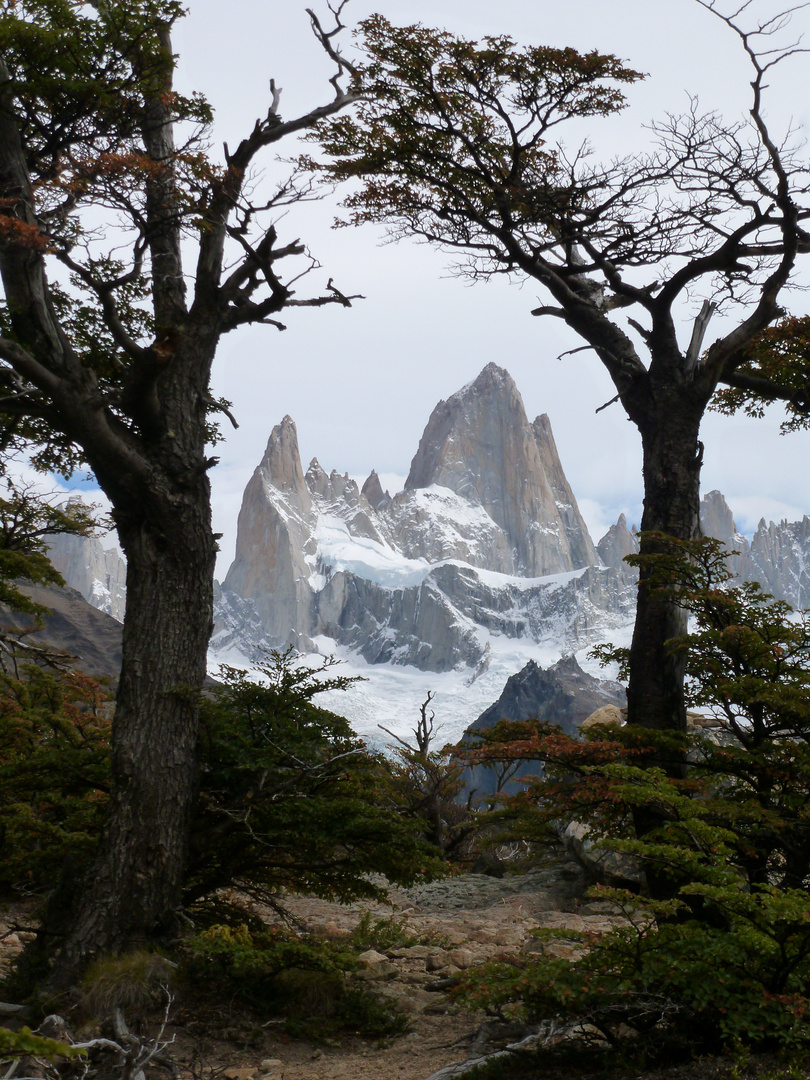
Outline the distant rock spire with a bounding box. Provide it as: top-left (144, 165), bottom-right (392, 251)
top-left (362, 469), bottom-right (390, 510)
top-left (597, 513), bottom-right (639, 569)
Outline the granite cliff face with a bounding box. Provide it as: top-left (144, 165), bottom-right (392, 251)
top-left (699, 489), bottom-right (810, 608)
top-left (46, 518), bottom-right (127, 622)
top-left (405, 364), bottom-right (596, 575)
top-left (215, 366), bottom-right (632, 673)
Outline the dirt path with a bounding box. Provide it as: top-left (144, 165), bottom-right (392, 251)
top-left (0, 853), bottom-right (620, 1080)
top-left (194, 854), bottom-right (620, 1080)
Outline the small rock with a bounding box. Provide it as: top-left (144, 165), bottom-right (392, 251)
top-left (357, 949), bottom-right (388, 965)
top-left (390, 945), bottom-right (432, 959)
top-left (467, 930), bottom-right (495, 944)
top-left (543, 941), bottom-right (583, 961)
top-left (381, 986), bottom-right (435, 1014)
top-left (493, 928), bottom-right (524, 946)
top-left (448, 948), bottom-right (474, 969)
top-left (259, 1059), bottom-right (283, 1072)
top-left (425, 950), bottom-right (451, 976)
top-left (322, 920), bottom-right (347, 937)
top-left (358, 960), bottom-right (399, 981)
top-left (223, 1068), bottom-right (256, 1080)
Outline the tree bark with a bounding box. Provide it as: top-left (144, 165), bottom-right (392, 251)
top-left (51, 486), bottom-right (216, 977)
top-left (627, 394), bottom-right (706, 733)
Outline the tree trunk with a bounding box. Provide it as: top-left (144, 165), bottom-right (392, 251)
top-left (49, 488), bottom-right (216, 979)
top-left (625, 390), bottom-right (706, 901)
top-left (627, 395), bottom-right (705, 734)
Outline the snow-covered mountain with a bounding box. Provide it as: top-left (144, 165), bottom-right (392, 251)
top-left (215, 364), bottom-right (637, 676)
top-left (40, 365), bottom-right (810, 744)
top-left (46, 511), bottom-right (127, 622)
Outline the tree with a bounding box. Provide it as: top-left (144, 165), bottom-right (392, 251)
top-left (311, 3), bottom-right (810, 739)
top-left (188, 651), bottom-right (439, 906)
top-left (0, 650), bottom-right (437, 987)
top-left (457, 540), bottom-right (810, 1060)
top-left (380, 692), bottom-right (476, 859)
top-left (0, 0), bottom-right (360, 976)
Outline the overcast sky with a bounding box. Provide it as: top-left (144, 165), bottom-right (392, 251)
top-left (79, 1), bottom-right (810, 573)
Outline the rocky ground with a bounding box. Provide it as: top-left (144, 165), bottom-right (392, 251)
top-left (0, 855), bottom-right (801, 1080)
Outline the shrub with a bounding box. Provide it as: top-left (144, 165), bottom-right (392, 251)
top-left (0, 1026), bottom-right (81, 1060)
top-left (0, 666), bottom-right (110, 893)
top-left (186, 651), bottom-right (443, 906)
top-left (179, 922), bottom-right (407, 1040)
top-left (80, 951), bottom-right (177, 1018)
top-left (349, 912), bottom-right (422, 952)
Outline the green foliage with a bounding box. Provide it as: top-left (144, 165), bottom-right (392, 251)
top-left (0, 0), bottom-right (211, 186)
top-left (712, 315), bottom-right (810, 433)
top-left (0, 665), bottom-right (110, 892)
top-left (457, 832), bottom-right (810, 1054)
top-left (458, 541), bottom-right (810, 1060)
top-left (0, 481), bottom-right (98, 616)
top-left (80, 951), bottom-right (176, 1017)
top-left (0, 648), bottom-right (442, 911)
top-left (180, 922), bottom-right (407, 1040)
top-left (382, 692), bottom-right (477, 860)
top-left (188, 650), bottom-right (442, 905)
top-left (349, 912), bottom-right (422, 953)
top-left (182, 921), bottom-right (357, 996)
top-left (0, 1025), bottom-right (80, 1060)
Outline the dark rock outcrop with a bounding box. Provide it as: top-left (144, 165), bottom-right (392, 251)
top-left (463, 656), bottom-right (626, 797)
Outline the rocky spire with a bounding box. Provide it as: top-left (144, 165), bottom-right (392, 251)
top-left (700, 489), bottom-right (737, 544)
top-left (361, 469), bottom-right (391, 510)
top-left (223, 416), bottom-right (316, 645)
top-left (597, 513), bottom-right (639, 569)
top-left (405, 363), bottom-right (595, 575)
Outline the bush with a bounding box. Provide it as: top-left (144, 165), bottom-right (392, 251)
top-left (0, 666), bottom-right (110, 894)
top-left (0, 651), bottom-right (441, 907)
top-left (80, 951), bottom-right (177, 1018)
top-left (186, 651), bottom-right (444, 906)
top-left (349, 912), bottom-right (422, 952)
top-left (0, 1026), bottom-right (81, 1060)
top-left (179, 922), bottom-right (407, 1040)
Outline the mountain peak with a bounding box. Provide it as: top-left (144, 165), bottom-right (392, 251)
top-left (405, 364), bottom-right (594, 575)
top-left (259, 416), bottom-right (306, 494)
top-left (465, 362), bottom-right (517, 393)
top-left (701, 489), bottom-right (737, 543)
top-left (362, 469), bottom-right (390, 510)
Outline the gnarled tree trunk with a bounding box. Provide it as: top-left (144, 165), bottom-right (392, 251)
top-left (627, 394), bottom-right (706, 733)
top-left (53, 498), bottom-right (216, 974)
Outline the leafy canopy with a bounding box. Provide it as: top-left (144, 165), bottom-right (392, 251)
top-left (190, 650), bottom-right (442, 906)
top-left (0, 648), bottom-right (441, 905)
top-left (312, 15), bottom-right (644, 271)
top-left (0, 480), bottom-right (96, 617)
